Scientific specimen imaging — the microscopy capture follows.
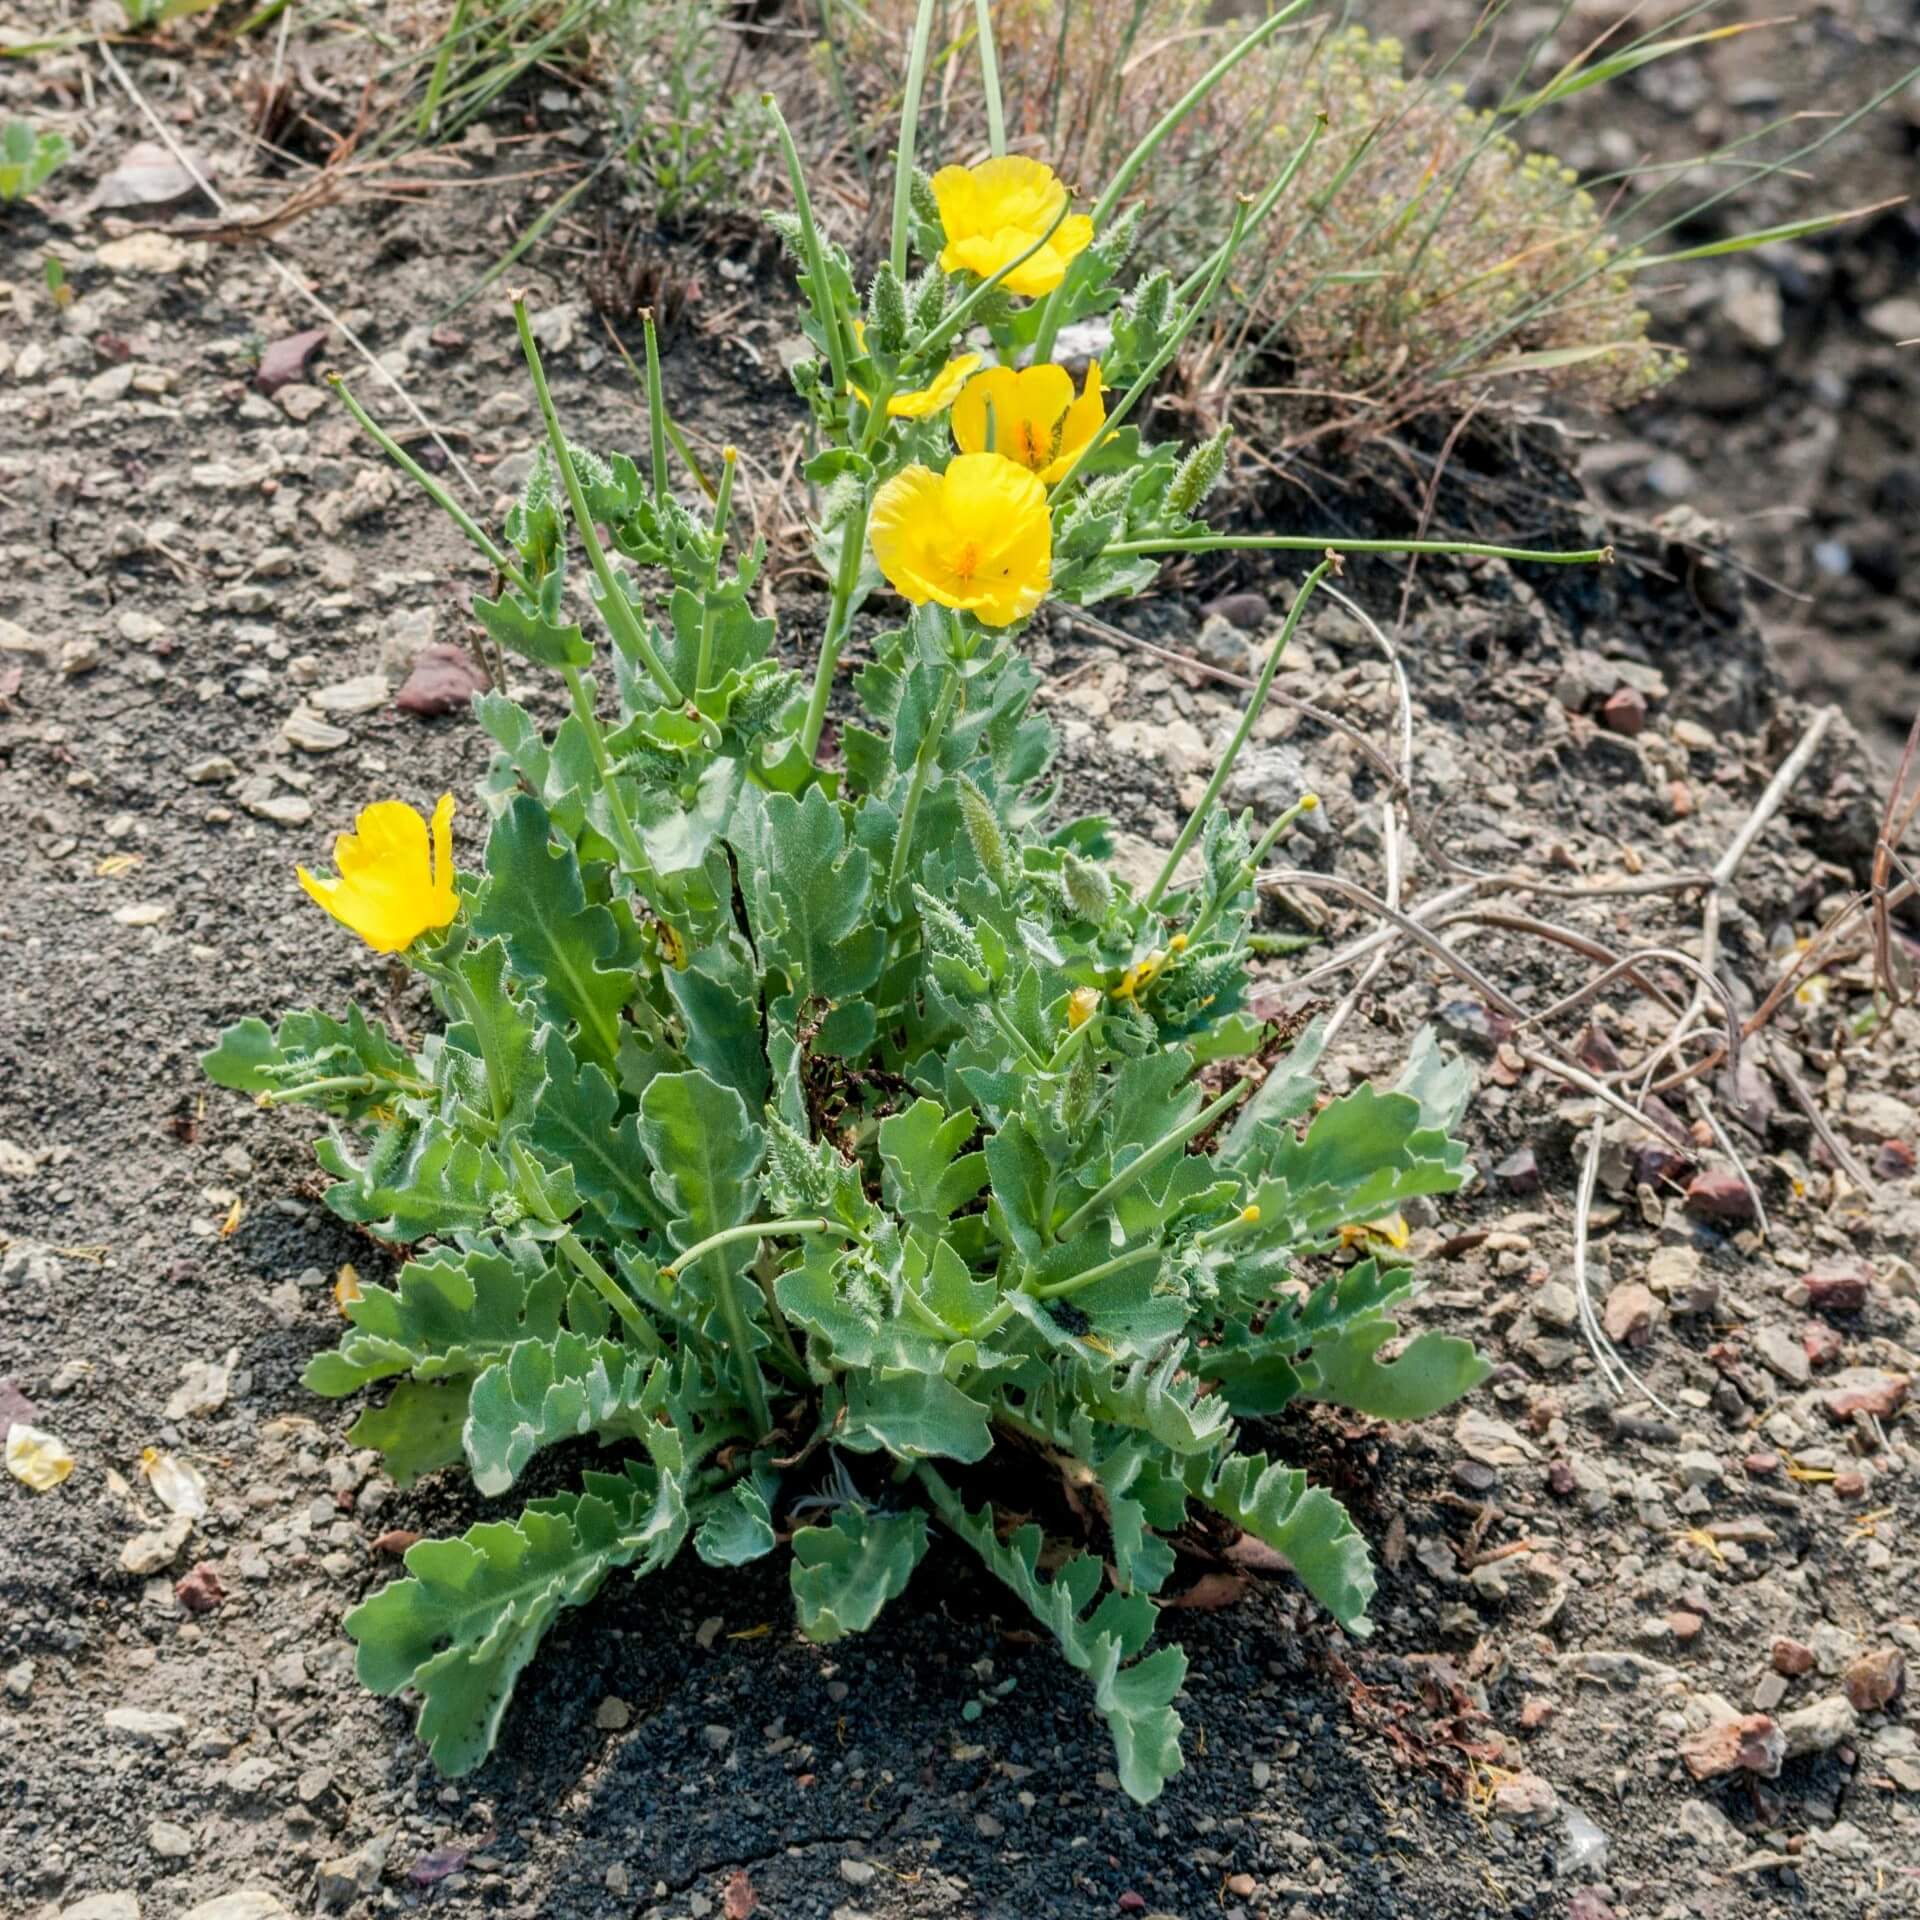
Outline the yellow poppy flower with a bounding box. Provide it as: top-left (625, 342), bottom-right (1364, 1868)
top-left (297, 794), bottom-right (459, 954)
top-left (931, 156), bottom-right (1094, 297)
top-left (849, 319), bottom-right (981, 419)
top-left (869, 454), bottom-right (1051, 628)
top-left (1067, 986), bottom-right (1101, 1030)
top-left (952, 361), bottom-right (1105, 484)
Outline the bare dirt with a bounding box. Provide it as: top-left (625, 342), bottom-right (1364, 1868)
top-left (1375, 0), bottom-right (1920, 760)
top-left (3, 16), bottom-right (1919, 1920)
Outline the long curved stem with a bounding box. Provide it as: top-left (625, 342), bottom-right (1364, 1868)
top-left (890, 0), bottom-right (939, 280)
top-left (1146, 557), bottom-right (1333, 913)
top-left (1107, 534), bottom-right (1615, 566)
top-left (888, 665), bottom-right (962, 904)
top-left (1053, 1080), bottom-right (1249, 1244)
top-left (660, 1216), bottom-right (837, 1279)
top-left (801, 476), bottom-right (874, 761)
top-left (558, 1229), bottom-right (663, 1355)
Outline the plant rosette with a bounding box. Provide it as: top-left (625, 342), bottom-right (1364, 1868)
top-left (207, 18), bottom-right (1608, 1802)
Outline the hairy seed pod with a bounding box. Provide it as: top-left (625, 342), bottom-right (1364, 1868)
top-left (867, 262), bottom-right (909, 355)
top-left (1061, 850), bottom-right (1113, 924)
top-left (957, 774), bottom-right (1013, 891)
top-left (909, 268), bottom-right (948, 335)
top-left (1165, 424), bottom-right (1233, 518)
top-left (913, 885), bottom-right (987, 976)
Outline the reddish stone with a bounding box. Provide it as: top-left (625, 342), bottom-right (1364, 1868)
top-left (1801, 1322), bottom-right (1844, 1370)
top-left (1569, 1895), bottom-right (1617, 1920)
top-left (1600, 686), bottom-right (1647, 735)
top-left (1668, 1610), bottom-right (1706, 1642)
top-left (1771, 1638), bottom-right (1815, 1677)
top-left (1518, 1695), bottom-right (1557, 1731)
top-left (1744, 1451), bottom-right (1780, 1477)
top-left (1823, 1371), bottom-right (1910, 1422)
top-left (1842, 1647), bottom-right (1905, 1713)
top-left (175, 1563), bottom-right (226, 1615)
top-left (1875, 1139), bottom-right (1915, 1179)
top-left (1804, 1265), bottom-right (1871, 1315)
top-left (1603, 1280), bottom-right (1658, 1347)
top-left (1679, 1713), bottom-right (1786, 1781)
top-left (1686, 1167), bottom-right (1758, 1222)
top-left (254, 325), bottom-right (328, 395)
top-left (1578, 1023), bottom-right (1625, 1072)
top-left (1547, 1460), bottom-right (1576, 1497)
top-left (1118, 1896), bottom-right (1148, 1914)
top-left (395, 643), bottom-right (491, 717)
top-left (1833, 1470), bottom-right (1868, 1501)
top-left (407, 1847), bottom-right (470, 1887)
top-left (1491, 1772), bottom-right (1559, 1825)
top-left (372, 1528), bottom-right (421, 1555)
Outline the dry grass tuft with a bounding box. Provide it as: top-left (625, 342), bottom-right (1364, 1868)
top-left (845, 4), bottom-right (1682, 439)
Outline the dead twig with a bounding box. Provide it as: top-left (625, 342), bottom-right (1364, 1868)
top-left (1571, 1118), bottom-right (1682, 1419)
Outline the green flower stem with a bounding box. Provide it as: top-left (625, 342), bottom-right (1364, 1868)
top-left (800, 475), bottom-right (874, 762)
top-left (1193, 1208), bottom-right (1260, 1250)
top-left (985, 998), bottom-right (1047, 1073)
top-left (902, 1285), bottom-right (963, 1341)
top-left (1145, 557), bottom-right (1334, 913)
top-left (1031, 1240), bottom-right (1162, 1301)
top-left (659, 1216), bottom-right (837, 1280)
top-left (1183, 794), bottom-right (1319, 945)
top-left (766, 95), bottom-right (851, 394)
top-left (1053, 1078), bottom-right (1249, 1244)
top-left (887, 664), bottom-right (963, 905)
top-left (890, 0), bottom-right (940, 280)
top-left (1043, 1014), bottom-right (1095, 1075)
top-left (1048, 196), bottom-right (1253, 506)
top-left (708, 447), bottom-right (738, 577)
top-left (641, 309), bottom-right (670, 511)
top-left (513, 297), bottom-right (686, 708)
top-left (558, 1229), bottom-right (664, 1355)
top-left (1106, 534), bottom-right (1616, 566)
top-left (1031, 0), bottom-right (1308, 359)
top-left (708, 1250), bottom-right (774, 1439)
top-left (974, 0), bottom-right (1006, 156)
top-left (560, 666), bottom-right (651, 880)
top-left (257, 1073), bottom-right (431, 1108)
top-left (331, 376), bottom-right (529, 596)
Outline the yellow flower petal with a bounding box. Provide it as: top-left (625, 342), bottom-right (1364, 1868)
top-left (869, 454), bottom-right (1051, 629)
top-left (953, 361), bottom-right (1104, 484)
top-left (847, 318), bottom-right (981, 419)
top-left (933, 158), bottom-right (1093, 297)
top-left (6, 1424), bottom-right (74, 1492)
top-left (886, 351), bottom-right (982, 419)
top-left (298, 793), bottom-right (460, 953)
top-left (1039, 360), bottom-right (1106, 484)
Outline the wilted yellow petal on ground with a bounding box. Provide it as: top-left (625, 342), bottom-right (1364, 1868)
top-left (140, 1446), bottom-right (209, 1519)
top-left (335, 1263), bottom-right (363, 1314)
top-left (6, 1424), bottom-right (75, 1492)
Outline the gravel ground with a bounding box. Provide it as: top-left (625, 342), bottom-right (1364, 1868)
top-left (3, 23), bottom-right (1918, 1920)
